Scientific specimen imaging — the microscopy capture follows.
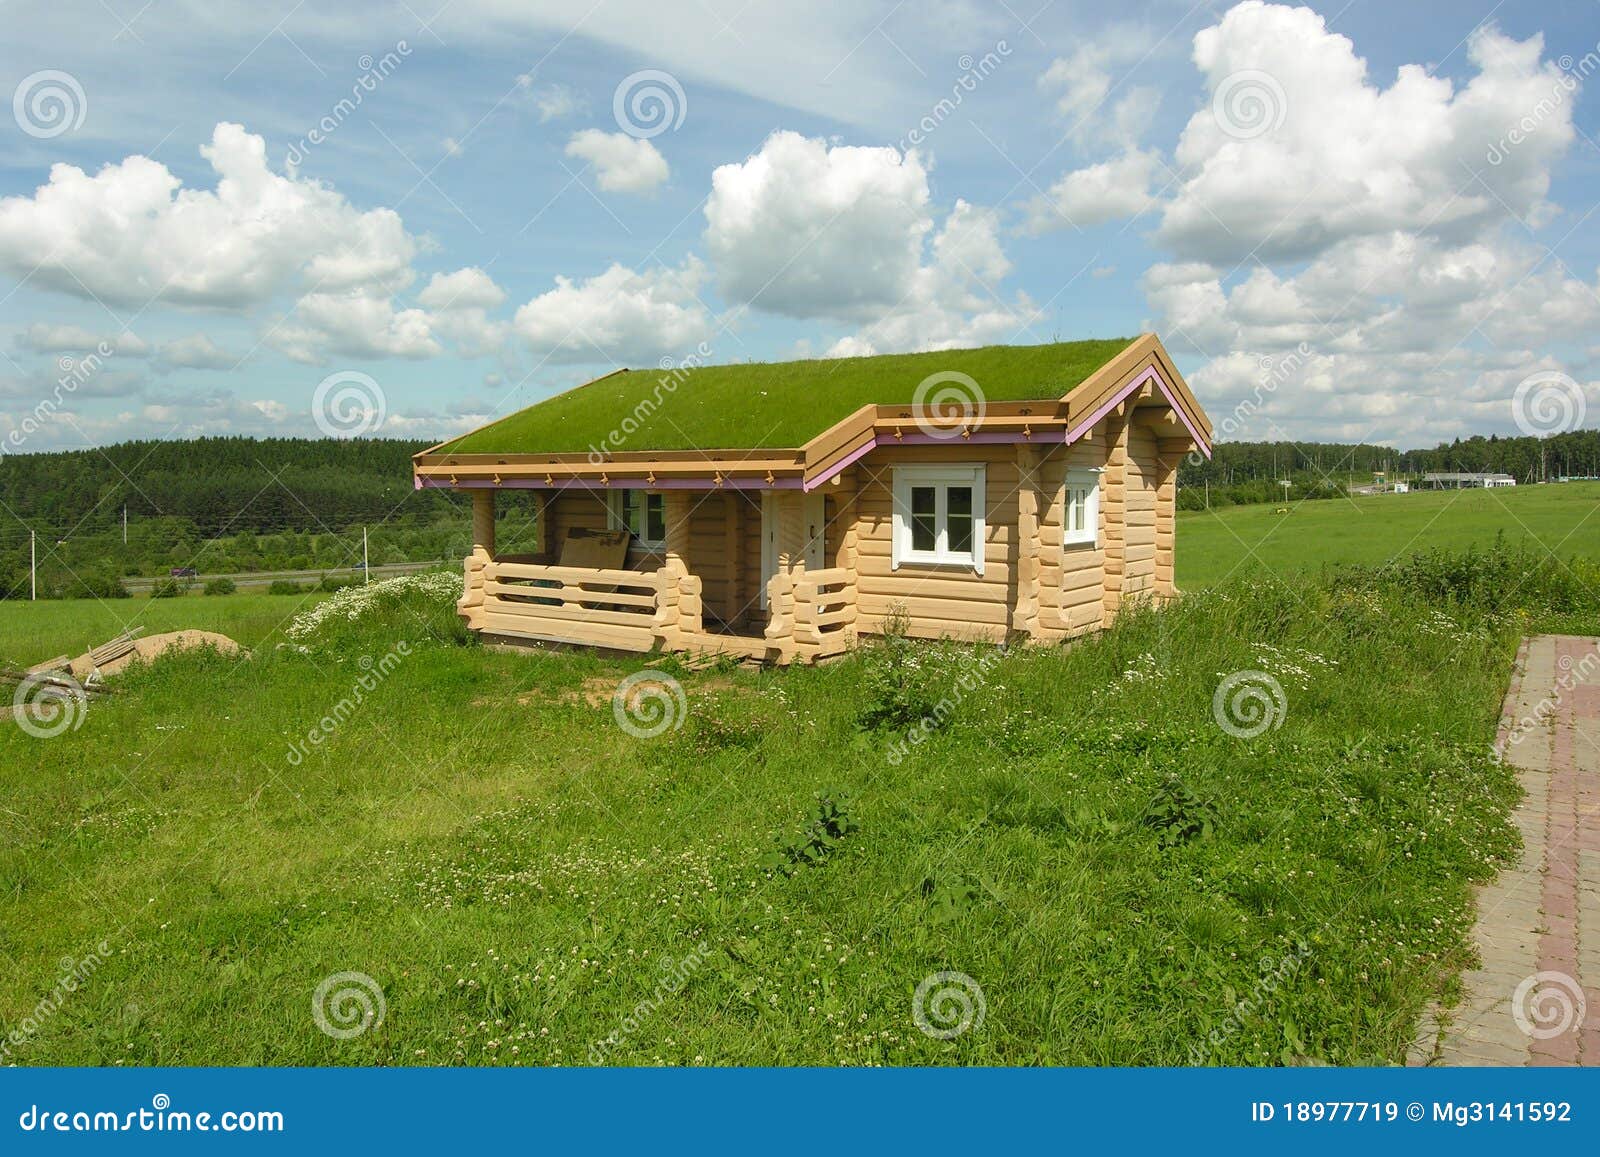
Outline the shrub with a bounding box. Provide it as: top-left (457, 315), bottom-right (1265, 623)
top-left (284, 570), bottom-right (467, 649)
top-left (319, 574), bottom-right (360, 593)
top-left (268, 580), bottom-right (306, 595)
top-left (150, 578), bottom-right (187, 599)
top-left (204, 577), bottom-right (237, 596)
top-left (757, 792), bottom-right (859, 875)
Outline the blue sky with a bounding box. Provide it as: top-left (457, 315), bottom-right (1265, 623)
top-left (1, 0), bottom-right (1597, 452)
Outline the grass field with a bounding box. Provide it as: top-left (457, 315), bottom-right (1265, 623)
top-left (0, 593), bottom-right (324, 669)
top-left (2, 491), bottom-right (1595, 1066)
top-left (1176, 481), bottom-right (1600, 587)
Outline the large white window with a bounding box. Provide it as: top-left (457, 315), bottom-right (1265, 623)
top-left (1063, 469), bottom-right (1101, 547)
top-left (607, 490), bottom-right (666, 551)
top-left (891, 464), bottom-right (985, 574)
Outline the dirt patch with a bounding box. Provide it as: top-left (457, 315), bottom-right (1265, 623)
top-left (69, 630), bottom-right (241, 679)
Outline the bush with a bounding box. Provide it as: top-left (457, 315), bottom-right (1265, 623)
top-left (150, 578), bottom-right (187, 599)
top-left (284, 570), bottom-right (467, 649)
top-left (61, 570), bottom-right (130, 599)
top-left (204, 577), bottom-right (237, 596)
top-left (268, 580), bottom-right (306, 595)
top-left (319, 574), bottom-right (360, 593)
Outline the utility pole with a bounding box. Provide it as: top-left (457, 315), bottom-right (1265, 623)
top-left (363, 526), bottom-right (370, 583)
top-left (122, 504), bottom-right (127, 545)
top-left (30, 529), bottom-right (36, 601)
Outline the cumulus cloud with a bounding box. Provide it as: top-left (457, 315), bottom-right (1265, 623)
top-left (1028, 149), bottom-right (1163, 232)
top-left (418, 267), bottom-right (507, 311)
top-left (1157, 4), bottom-right (1574, 263)
top-left (705, 131), bottom-right (932, 320)
top-left (513, 258), bottom-right (712, 364)
top-left (1067, 2), bottom-right (1600, 444)
top-left (270, 290), bottom-right (440, 364)
top-left (565, 129), bottom-right (669, 194)
top-left (0, 122), bottom-right (418, 309)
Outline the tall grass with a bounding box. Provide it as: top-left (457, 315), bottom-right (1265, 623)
top-left (0, 549), bottom-right (1536, 1066)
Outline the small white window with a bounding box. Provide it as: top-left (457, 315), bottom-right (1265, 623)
top-left (607, 490), bottom-right (667, 551)
top-left (891, 464), bottom-right (985, 574)
top-left (1063, 469), bottom-right (1101, 547)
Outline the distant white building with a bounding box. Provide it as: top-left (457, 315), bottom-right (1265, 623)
top-left (1422, 472), bottom-right (1517, 489)
top-left (1392, 482), bottom-right (1409, 493)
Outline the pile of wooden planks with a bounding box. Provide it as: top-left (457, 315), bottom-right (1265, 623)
top-left (86, 628), bottom-right (143, 671)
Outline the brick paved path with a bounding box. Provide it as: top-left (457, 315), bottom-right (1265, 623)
top-left (1410, 635), bottom-right (1599, 1066)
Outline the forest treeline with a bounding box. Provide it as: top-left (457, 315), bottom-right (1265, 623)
top-left (2, 430), bottom-right (1596, 596)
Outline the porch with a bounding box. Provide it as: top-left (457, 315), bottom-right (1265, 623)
top-left (456, 486), bottom-right (859, 664)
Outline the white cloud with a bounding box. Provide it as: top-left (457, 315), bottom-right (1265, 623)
top-left (418, 267), bottom-right (506, 311)
top-left (1039, 35), bottom-right (1163, 150)
top-left (512, 258), bottom-right (712, 364)
top-left (564, 130), bottom-right (670, 194)
top-left (518, 78), bottom-right (584, 122)
top-left (705, 131), bottom-right (931, 321)
top-left (1028, 149), bottom-right (1162, 232)
top-left (1083, 2), bottom-right (1600, 444)
top-left (18, 323), bottom-right (150, 356)
top-left (157, 334), bottom-right (239, 369)
top-left (0, 122), bottom-right (418, 309)
top-left (824, 200), bottom-right (1040, 356)
top-left (270, 290), bottom-right (441, 364)
top-left (1158, 5), bottom-right (1574, 264)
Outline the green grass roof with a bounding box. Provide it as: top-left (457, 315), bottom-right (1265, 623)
top-left (438, 338), bottom-right (1135, 454)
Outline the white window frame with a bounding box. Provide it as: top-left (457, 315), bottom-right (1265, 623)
top-left (606, 489), bottom-right (667, 551)
top-left (1062, 468), bottom-right (1103, 548)
top-left (891, 464), bottom-right (986, 575)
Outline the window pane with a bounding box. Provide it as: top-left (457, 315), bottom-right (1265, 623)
top-left (946, 486), bottom-right (973, 554)
top-left (646, 494), bottom-right (666, 544)
top-left (910, 486), bottom-right (936, 552)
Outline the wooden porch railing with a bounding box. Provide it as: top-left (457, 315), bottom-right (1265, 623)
top-left (766, 566), bottom-right (857, 662)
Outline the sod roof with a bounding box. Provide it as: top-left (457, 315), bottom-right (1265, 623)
top-left (438, 338), bottom-right (1136, 454)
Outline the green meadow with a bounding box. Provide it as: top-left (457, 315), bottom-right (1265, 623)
top-left (2, 487), bottom-right (1596, 1067)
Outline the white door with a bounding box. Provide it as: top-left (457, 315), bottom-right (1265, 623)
top-left (759, 493), bottom-right (827, 609)
top-left (760, 492), bottom-right (778, 610)
top-left (802, 493), bottom-right (826, 571)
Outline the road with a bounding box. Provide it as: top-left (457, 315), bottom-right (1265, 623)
top-left (123, 561), bottom-right (442, 593)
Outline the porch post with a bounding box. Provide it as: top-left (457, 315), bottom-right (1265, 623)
top-left (1155, 438), bottom-right (1188, 601)
top-left (1014, 444), bottom-right (1041, 638)
top-left (460, 488), bottom-right (495, 627)
top-left (661, 490), bottom-right (701, 643)
top-left (1101, 406), bottom-right (1130, 627)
